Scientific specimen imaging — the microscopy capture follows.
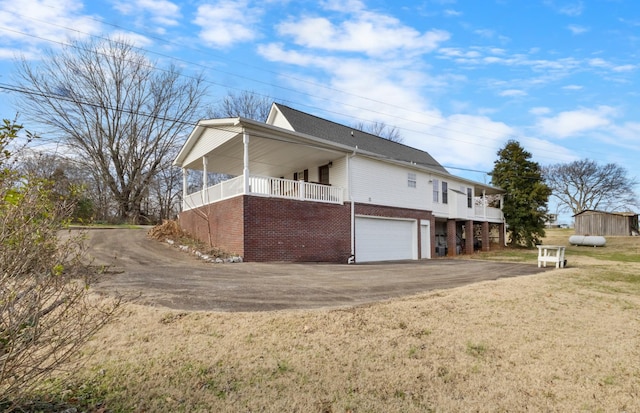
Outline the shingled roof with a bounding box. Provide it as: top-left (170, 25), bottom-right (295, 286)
top-left (274, 103), bottom-right (449, 175)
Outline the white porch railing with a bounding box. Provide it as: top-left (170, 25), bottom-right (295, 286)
top-left (182, 175), bottom-right (344, 211)
top-left (474, 205), bottom-right (503, 221)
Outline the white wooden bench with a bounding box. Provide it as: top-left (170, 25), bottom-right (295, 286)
top-left (537, 245), bottom-right (566, 268)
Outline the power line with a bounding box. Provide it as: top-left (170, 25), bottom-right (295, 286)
top-left (0, 12), bottom-right (523, 142)
top-left (0, 82), bottom-right (493, 176)
top-left (0, 8), bottom-right (625, 166)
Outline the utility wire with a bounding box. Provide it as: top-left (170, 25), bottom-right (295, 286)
top-left (0, 8), bottom-right (625, 166)
top-left (0, 82), bottom-right (493, 175)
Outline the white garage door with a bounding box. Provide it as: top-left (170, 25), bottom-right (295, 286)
top-left (355, 216), bottom-right (416, 262)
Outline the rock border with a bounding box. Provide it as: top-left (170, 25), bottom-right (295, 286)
top-left (165, 239), bottom-right (243, 264)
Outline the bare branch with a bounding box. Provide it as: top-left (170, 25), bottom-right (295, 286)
top-left (544, 159), bottom-right (638, 214)
top-left (14, 38), bottom-right (208, 224)
top-left (207, 90), bottom-right (272, 121)
top-left (353, 121), bottom-right (404, 143)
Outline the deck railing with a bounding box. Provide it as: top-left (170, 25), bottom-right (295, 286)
top-left (182, 175), bottom-right (344, 211)
top-left (474, 205), bottom-right (503, 221)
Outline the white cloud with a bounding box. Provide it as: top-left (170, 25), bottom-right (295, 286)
top-left (110, 30), bottom-right (154, 48)
top-left (194, 1), bottom-right (261, 48)
top-left (257, 43), bottom-right (322, 66)
top-left (530, 107), bottom-right (551, 116)
top-left (544, 1), bottom-right (584, 16)
top-left (608, 121), bottom-right (640, 151)
top-left (321, 0), bottom-right (365, 13)
top-left (422, 114), bottom-right (514, 171)
top-left (536, 106), bottom-right (617, 138)
top-left (444, 9), bottom-right (462, 17)
top-left (568, 24), bottom-right (589, 34)
top-left (439, 48), bottom-right (481, 59)
top-left (258, 2), bottom-right (531, 174)
top-left (0, 0), bottom-right (102, 55)
top-left (474, 29), bottom-right (495, 38)
top-left (113, 0), bottom-right (181, 27)
top-left (612, 64), bottom-right (636, 72)
top-left (562, 84), bottom-right (583, 90)
top-left (522, 136), bottom-right (577, 165)
top-left (275, 12), bottom-right (450, 58)
top-left (558, 2), bottom-right (584, 16)
top-left (589, 58), bottom-right (609, 68)
top-left (499, 89), bottom-right (527, 97)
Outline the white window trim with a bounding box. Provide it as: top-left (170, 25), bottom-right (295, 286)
top-left (408, 172), bottom-right (417, 188)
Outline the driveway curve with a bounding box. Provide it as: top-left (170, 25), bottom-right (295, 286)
top-left (84, 228), bottom-right (550, 312)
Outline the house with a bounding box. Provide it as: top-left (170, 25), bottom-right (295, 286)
top-left (173, 103), bottom-right (505, 263)
top-left (574, 210), bottom-right (639, 236)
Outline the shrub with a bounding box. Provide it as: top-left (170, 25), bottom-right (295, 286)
top-left (0, 119), bottom-right (120, 409)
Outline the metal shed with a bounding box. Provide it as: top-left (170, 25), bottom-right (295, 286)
top-left (573, 210), bottom-right (639, 236)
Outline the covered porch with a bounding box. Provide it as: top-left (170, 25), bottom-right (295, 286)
top-left (174, 118), bottom-right (349, 212)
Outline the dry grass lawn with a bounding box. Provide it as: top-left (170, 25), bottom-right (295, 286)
top-left (39, 229), bottom-right (640, 412)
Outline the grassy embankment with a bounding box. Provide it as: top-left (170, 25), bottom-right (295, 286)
top-left (32, 229), bottom-right (640, 412)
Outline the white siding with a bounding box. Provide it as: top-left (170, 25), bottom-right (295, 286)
top-left (350, 156), bottom-right (485, 220)
top-left (183, 126), bottom-right (241, 167)
top-left (329, 156), bottom-right (348, 189)
top-left (268, 111), bottom-right (294, 130)
top-left (350, 156), bottom-right (431, 210)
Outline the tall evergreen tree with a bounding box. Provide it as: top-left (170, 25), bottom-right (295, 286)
top-left (491, 140), bottom-right (551, 247)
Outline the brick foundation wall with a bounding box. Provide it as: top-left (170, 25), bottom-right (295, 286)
top-left (244, 197), bottom-right (351, 262)
top-left (180, 197), bottom-right (438, 262)
top-left (178, 196), bottom-right (245, 256)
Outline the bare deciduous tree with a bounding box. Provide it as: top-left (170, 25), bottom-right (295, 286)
top-left (353, 120), bottom-right (404, 143)
top-left (544, 159), bottom-right (638, 214)
top-left (207, 90), bottom-right (272, 121)
top-left (15, 37), bottom-right (207, 223)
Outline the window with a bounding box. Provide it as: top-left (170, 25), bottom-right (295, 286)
top-left (407, 172), bottom-right (416, 188)
top-left (294, 169), bottom-right (308, 181)
top-left (318, 165), bottom-right (330, 185)
top-left (442, 181), bottom-right (448, 204)
top-left (467, 188), bottom-right (473, 208)
top-left (432, 179), bottom-right (439, 202)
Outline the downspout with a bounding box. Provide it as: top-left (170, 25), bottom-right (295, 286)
top-left (347, 146), bottom-right (358, 264)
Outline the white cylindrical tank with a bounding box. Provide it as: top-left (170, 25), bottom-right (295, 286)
top-left (569, 235), bottom-right (606, 247)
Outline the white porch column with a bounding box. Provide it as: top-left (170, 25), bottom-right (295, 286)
top-left (243, 130), bottom-right (250, 194)
top-left (482, 189), bottom-right (487, 219)
top-left (182, 168), bottom-right (188, 210)
top-left (202, 156), bottom-right (208, 204)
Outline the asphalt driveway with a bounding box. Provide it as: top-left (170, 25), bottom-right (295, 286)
top-left (84, 228), bottom-right (551, 312)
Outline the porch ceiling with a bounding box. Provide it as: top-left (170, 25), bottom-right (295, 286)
top-left (182, 133), bottom-right (345, 177)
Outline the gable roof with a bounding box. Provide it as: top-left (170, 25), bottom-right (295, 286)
top-left (271, 103), bottom-right (449, 175)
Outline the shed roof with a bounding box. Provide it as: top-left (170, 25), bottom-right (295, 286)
top-left (271, 103), bottom-right (450, 175)
top-left (573, 210), bottom-right (638, 217)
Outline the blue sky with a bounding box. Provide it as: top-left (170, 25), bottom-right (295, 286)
top-left (0, 0), bottom-right (639, 219)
